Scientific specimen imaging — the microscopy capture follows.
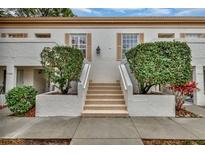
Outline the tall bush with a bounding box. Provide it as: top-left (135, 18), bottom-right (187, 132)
top-left (41, 46), bottom-right (84, 94)
top-left (126, 41), bottom-right (192, 94)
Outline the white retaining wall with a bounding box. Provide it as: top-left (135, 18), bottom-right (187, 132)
top-left (128, 95), bottom-right (175, 117)
top-left (36, 92), bottom-right (82, 116)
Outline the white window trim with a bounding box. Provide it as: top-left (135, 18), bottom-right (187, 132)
top-left (121, 33), bottom-right (139, 59)
top-left (70, 33), bottom-right (87, 58)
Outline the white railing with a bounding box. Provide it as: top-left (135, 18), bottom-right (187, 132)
top-left (119, 64), bottom-right (133, 105)
top-left (119, 64), bottom-right (133, 93)
top-left (119, 65), bottom-right (127, 91)
top-left (83, 64), bottom-right (91, 89)
top-left (79, 63), bottom-right (91, 89)
top-left (78, 63), bottom-right (91, 108)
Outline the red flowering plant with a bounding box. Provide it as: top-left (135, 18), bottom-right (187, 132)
top-left (169, 81), bottom-right (198, 111)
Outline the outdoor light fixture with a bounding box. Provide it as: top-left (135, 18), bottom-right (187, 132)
top-left (96, 46), bottom-right (101, 55)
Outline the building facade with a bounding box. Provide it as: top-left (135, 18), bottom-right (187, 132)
top-left (0, 17), bottom-right (205, 106)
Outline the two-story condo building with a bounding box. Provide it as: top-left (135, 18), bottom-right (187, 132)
top-left (0, 17), bottom-right (205, 111)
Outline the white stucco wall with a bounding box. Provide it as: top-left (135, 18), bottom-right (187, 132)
top-left (23, 68), bottom-right (34, 86)
top-left (1, 27), bottom-right (205, 83)
top-left (0, 39), bottom-right (57, 66)
top-left (36, 93), bottom-right (82, 116)
top-left (128, 95), bottom-right (175, 117)
top-left (1, 26), bottom-right (205, 105)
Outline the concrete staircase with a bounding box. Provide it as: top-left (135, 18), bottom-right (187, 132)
top-left (82, 82), bottom-right (129, 117)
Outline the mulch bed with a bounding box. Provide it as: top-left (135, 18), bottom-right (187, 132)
top-left (0, 139), bottom-right (71, 145)
top-left (0, 104), bottom-right (7, 110)
top-left (176, 108), bottom-right (201, 118)
top-left (24, 106), bottom-right (35, 117)
top-left (143, 139), bottom-right (205, 145)
top-left (9, 106), bottom-right (36, 117)
top-left (47, 92), bottom-right (77, 95)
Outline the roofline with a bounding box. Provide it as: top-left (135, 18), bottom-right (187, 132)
top-left (1, 16), bottom-right (205, 27)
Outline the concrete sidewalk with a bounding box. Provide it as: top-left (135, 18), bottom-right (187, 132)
top-left (1, 115), bottom-right (205, 144)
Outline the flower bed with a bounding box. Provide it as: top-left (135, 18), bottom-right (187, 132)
top-left (0, 104), bottom-right (7, 110)
top-left (24, 106), bottom-right (35, 117)
top-left (176, 108), bottom-right (200, 118)
top-left (143, 139), bottom-right (205, 145)
top-left (0, 139), bottom-right (71, 145)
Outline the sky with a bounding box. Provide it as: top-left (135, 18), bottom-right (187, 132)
top-left (72, 8), bottom-right (205, 16)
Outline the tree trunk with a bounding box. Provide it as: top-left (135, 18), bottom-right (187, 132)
top-left (141, 85), bottom-right (153, 94)
top-left (175, 95), bottom-right (185, 111)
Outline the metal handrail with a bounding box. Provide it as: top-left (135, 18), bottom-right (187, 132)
top-left (119, 65), bottom-right (127, 91)
top-left (83, 64), bottom-right (91, 89)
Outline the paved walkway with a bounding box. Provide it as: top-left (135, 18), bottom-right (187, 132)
top-left (1, 115), bottom-right (205, 144)
top-left (1, 106), bottom-right (205, 144)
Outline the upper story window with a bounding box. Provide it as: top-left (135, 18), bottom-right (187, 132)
top-left (181, 33), bottom-right (205, 38)
top-left (158, 33), bottom-right (175, 38)
top-left (1, 33), bottom-right (28, 38)
top-left (35, 33), bottom-right (51, 38)
top-left (71, 34), bottom-right (87, 58)
top-left (122, 33), bottom-right (138, 59)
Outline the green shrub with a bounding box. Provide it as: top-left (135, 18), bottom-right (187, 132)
top-left (5, 86), bottom-right (37, 115)
top-left (41, 45), bottom-right (84, 94)
top-left (126, 41), bottom-right (192, 94)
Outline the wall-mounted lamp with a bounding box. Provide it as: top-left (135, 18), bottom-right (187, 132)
top-left (96, 46), bottom-right (101, 55)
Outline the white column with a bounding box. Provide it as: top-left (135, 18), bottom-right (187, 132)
top-left (195, 65), bottom-right (205, 105)
top-left (6, 65), bottom-right (16, 92)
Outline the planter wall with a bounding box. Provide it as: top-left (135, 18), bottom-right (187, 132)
top-left (128, 95), bottom-right (175, 117)
top-left (36, 92), bottom-right (83, 117)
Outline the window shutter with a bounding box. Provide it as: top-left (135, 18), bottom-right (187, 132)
top-left (116, 33), bottom-right (122, 61)
top-left (87, 33), bottom-right (92, 61)
top-left (65, 33), bottom-right (70, 46)
top-left (139, 33), bottom-right (144, 43)
top-left (180, 33), bottom-right (185, 38)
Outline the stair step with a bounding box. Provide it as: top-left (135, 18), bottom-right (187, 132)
top-left (82, 110), bottom-right (129, 117)
top-left (85, 99), bottom-right (125, 104)
top-left (87, 90), bottom-right (122, 94)
top-left (86, 94), bottom-right (124, 99)
top-left (84, 104), bottom-right (127, 110)
top-left (89, 83), bottom-right (120, 86)
top-left (89, 86), bottom-right (121, 90)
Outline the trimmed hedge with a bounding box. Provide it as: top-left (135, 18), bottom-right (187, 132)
top-left (5, 86), bottom-right (37, 115)
top-left (126, 41), bottom-right (192, 94)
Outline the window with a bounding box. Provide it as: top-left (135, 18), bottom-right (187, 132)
top-left (71, 34), bottom-right (87, 58)
top-left (1, 33), bottom-right (28, 38)
top-left (184, 33), bottom-right (205, 38)
top-left (122, 33), bottom-right (138, 59)
top-left (158, 33), bottom-right (175, 38)
top-left (35, 33), bottom-right (51, 38)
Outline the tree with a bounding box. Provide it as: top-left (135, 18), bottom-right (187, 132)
top-left (40, 46), bottom-right (84, 94)
top-left (0, 8), bottom-right (75, 17)
top-left (126, 41), bottom-right (192, 94)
